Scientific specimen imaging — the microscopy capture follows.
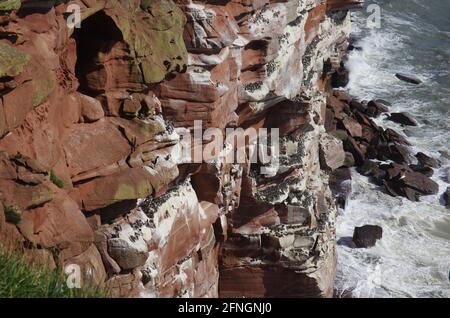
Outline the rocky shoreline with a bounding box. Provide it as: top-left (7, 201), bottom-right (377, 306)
top-left (2, 0), bottom-right (447, 299)
top-left (326, 53), bottom-right (448, 251)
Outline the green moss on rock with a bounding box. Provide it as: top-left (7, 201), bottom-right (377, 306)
top-left (107, 0), bottom-right (188, 84)
top-left (114, 180), bottom-right (152, 202)
top-left (0, 42), bottom-right (30, 78)
top-left (0, 0), bottom-right (21, 12)
top-left (32, 72), bottom-right (55, 107)
top-left (4, 205), bottom-right (21, 224)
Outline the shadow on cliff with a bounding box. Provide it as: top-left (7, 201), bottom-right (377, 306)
top-left (72, 10), bottom-right (124, 97)
top-left (18, 0), bottom-right (71, 17)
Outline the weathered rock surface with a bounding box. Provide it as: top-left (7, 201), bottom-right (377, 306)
top-left (0, 0), bottom-right (366, 298)
top-left (388, 112), bottom-right (419, 126)
top-left (416, 152), bottom-right (441, 169)
top-left (443, 188), bottom-right (450, 208)
top-left (395, 73), bottom-right (422, 85)
top-left (325, 86), bottom-right (438, 202)
top-left (320, 134), bottom-right (346, 171)
top-left (352, 225), bottom-right (383, 248)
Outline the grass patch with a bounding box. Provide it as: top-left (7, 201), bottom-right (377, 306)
top-left (4, 206), bottom-right (21, 224)
top-left (0, 247), bottom-right (110, 298)
top-left (50, 170), bottom-right (64, 189)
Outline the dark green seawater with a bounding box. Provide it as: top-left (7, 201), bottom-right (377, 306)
top-left (335, 0), bottom-right (450, 298)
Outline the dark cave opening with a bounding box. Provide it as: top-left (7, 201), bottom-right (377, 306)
top-left (72, 11), bottom-right (123, 97)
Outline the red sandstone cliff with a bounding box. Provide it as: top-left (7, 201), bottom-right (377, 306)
top-left (0, 0), bottom-right (363, 297)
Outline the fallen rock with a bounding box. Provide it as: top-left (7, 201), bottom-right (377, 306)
top-left (388, 112), bottom-right (418, 126)
top-left (327, 95), bottom-right (346, 114)
top-left (107, 238), bottom-right (149, 271)
top-left (409, 164), bottom-right (434, 177)
top-left (333, 90), bottom-right (352, 103)
top-left (416, 152), bottom-right (441, 169)
top-left (319, 134), bottom-right (346, 171)
top-left (352, 225), bottom-right (383, 248)
top-left (340, 115), bottom-right (363, 138)
top-left (343, 152), bottom-right (355, 167)
top-left (79, 94), bottom-right (105, 123)
top-left (358, 160), bottom-right (387, 185)
top-left (443, 188), bottom-right (450, 208)
top-left (344, 137), bottom-right (365, 165)
top-left (401, 170), bottom-right (439, 195)
top-left (366, 100), bottom-right (389, 118)
top-left (395, 73), bottom-right (422, 85)
top-left (384, 128), bottom-right (411, 145)
top-left (332, 65), bottom-right (349, 88)
top-left (349, 100), bottom-right (367, 113)
top-left (377, 143), bottom-right (413, 165)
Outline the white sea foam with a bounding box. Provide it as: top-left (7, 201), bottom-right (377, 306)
top-left (335, 3), bottom-right (450, 298)
top-left (336, 172), bottom-right (450, 298)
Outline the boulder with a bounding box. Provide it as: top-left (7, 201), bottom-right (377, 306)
top-left (352, 225), bottom-right (383, 248)
top-left (327, 95), bottom-right (346, 114)
top-left (319, 134), bottom-right (346, 171)
top-left (377, 143), bottom-right (413, 164)
top-left (107, 238), bottom-right (149, 271)
top-left (416, 152), bottom-right (441, 169)
top-left (409, 164), bottom-right (434, 177)
top-left (401, 170), bottom-right (439, 195)
top-left (332, 66), bottom-right (349, 88)
top-left (358, 160), bottom-right (387, 185)
top-left (366, 100), bottom-right (389, 118)
top-left (395, 73), bottom-right (422, 85)
top-left (340, 115), bottom-right (363, 138)
top-left (78, 94), bottom-right (105, 123)
top-left (384, 128), bottom-right (411, 145)
top-left (343, 137), bottom-right (365, 165)
top-left (343, 152), bottom-right (355, 167)
top-left (349, 100), bottom-right (367, 113)
top-left (333, 90), bottom-right (352, 103)
top-left (388, 112), bottom-right (418, 126)
top-left (443, 188), bottom-right (450, 208)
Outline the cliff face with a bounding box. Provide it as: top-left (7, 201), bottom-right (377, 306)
top-left (0, 0), bottom-right (362, 298)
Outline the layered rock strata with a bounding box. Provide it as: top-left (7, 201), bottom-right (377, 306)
top-left (0, 0), bottom-right (363, 298)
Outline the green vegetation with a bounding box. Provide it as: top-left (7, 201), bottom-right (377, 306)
top-left (50, 170), bottom-right (64, 189)
top-left (0, 0), bottom-right (21, 12)
top-left (0, 247), bottom-right (110, 298)
top-left (0, 41), bottom-right (30, 78)
top-left (4, 205), bottom-right (21, 224)
top-left (32, 72), bottom-right (55, 107)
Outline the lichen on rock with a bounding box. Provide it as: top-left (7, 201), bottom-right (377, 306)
top-left (0, 42), bottom-right (30, 78)
top-left (0, 0), bottom-right (21, 12)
